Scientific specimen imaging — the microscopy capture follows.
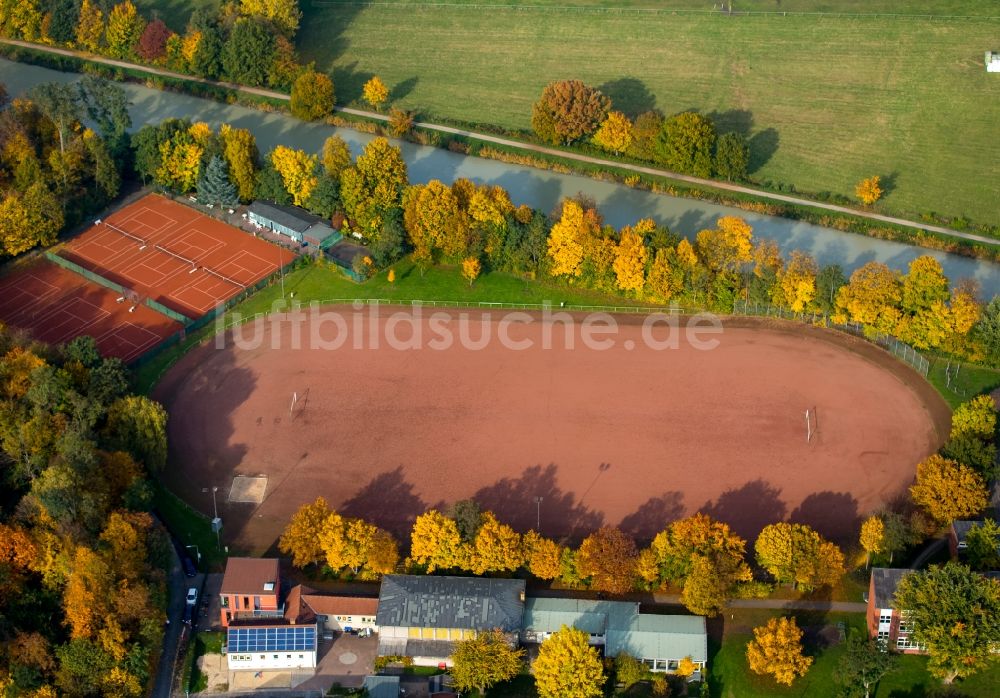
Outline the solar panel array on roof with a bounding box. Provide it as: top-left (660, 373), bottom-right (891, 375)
top-left (228, 626), bottom-right (316, 653)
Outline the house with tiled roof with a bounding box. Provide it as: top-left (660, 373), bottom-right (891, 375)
top-left (285, 584), bottom-right (379, 634)
top-left (375, 575), bottom-right (526, 667)
top-left (866, 568), bottom-right (924, 653)
top-left (220, 558), bottom-right (282, 627)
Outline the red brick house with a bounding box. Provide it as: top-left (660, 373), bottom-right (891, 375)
top-left (866, 568), bottom-right (924, 653)
top-left (220, 557), bottom-right (282, 627)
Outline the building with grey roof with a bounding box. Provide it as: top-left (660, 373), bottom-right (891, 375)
top-left (376, 575), bottom-right (525, 667)
top-left (362, 675), bottom-right (400, 698)
top-left (866, 568), bottom-right (923, 653)
top-left (247, 201), bottom-right (339, 248)
top-left (522, 597), bottom-right (707, 678)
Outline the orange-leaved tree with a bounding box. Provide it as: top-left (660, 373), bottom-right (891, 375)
top-left (531, 80), bottom-right (611, 145)
top-left (855, 175), bottom-right (882, 205)
top-left (746, 616), bottom-right (813, 686)
top-left (576, 526), bottom-right (637, 595)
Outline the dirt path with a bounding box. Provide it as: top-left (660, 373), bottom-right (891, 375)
top-left (1, 38), bottom-right (996, 249)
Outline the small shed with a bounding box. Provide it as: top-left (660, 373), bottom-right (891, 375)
top-left (248, 201), bottom-right (340, 247)
top-left (362, 675), bottom-right (400, 698)
top-left (987, 51), bottom-right (1000, 73)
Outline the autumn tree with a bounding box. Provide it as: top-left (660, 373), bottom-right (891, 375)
top-left (220, 124), bottom-right (259, 201)
top-left (909, 454), bottom-right (988, 525)
top-left (775, 251), bottom-right (818, 312)
top-left (645, 246), bottom-right (685, 302)
top-left (533, 625), bottom-right (605, 698)
top-left (531, 80), bottom-right (611, 145)
top-left (154, 128), bottom-right (203, 193)
top-left (388, 108), bottom-right (414, 137)
top-left (76, 0), bottom-right (105, 52)
top-left (658, 111), bottom-right (716, 177)
top-left (104, 1), bottom-right (145, 59)
top-left (340, 137), bottom-right (408, 237)
top-left (523, 530), bottom-right (562, 580)
top-left (462, 256), bottom-right (482, 287)
top-left (410, 510), bottom-right (467, 572)
top-left (833, 261), bottom-right (902, 335)
top-left (894, 562), bottom-right (1000, 683)
top-left (834, 635), bottom-right (896, 698)
top-left (855, 176), bottom-right (882, 205)
top-left (613, 224), bottom-right (649, 294)
top-left (279, 497), bottom-right (331, 567)
top-left (576, 526), bottom-right (637, 595)
top-left (629, 110), bottom-right (664, 161)
top-left (450, 627), bottom-right (524, 696)
top-left (714, 132), bottom-right (750, 181)
top-left (746, 616), bottom-right (812, 686)
top-left (290, 70), bottom-right (335, 121)
top-left (363, 76), bottom-right (390, 111)
top-left (696, 215), bottom-right (753, 275)
top-left (592, 111), bottom-right (633, 155)
top-left (103, 395), bottom-right (167, 472)
top-left (754, 522), bottom-right (845, 590)
top-left (403, 179), bottom-right (467, 258)
top-left (136, 19), bottom-right (171, 62)
top-left (547, 199), bottom-right (590, 278)
top-left (239, 0), bottom-right (301, 36)
top-left (270, 146), bottom-right (318, 206)
top-left (322, 134), bottom-right (352, 179)
top-left (859, 515), bottom-right (885, 568)
top-left (468, 512), bottom-right (521, 574)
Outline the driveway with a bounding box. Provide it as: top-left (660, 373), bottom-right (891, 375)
top-left (196, 573), bottom-right (224, 632)
top-left (151, 536), bottom-right (189, 698)
top-left (296, 633), bottom-right (377, 692)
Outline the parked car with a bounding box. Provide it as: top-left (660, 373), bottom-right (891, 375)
top-left (183, 603), bottom-right (194, 625)
top-left (186, 588), bottom-right (198, 606)
top-left (181, 556), bottom-right (197, 578)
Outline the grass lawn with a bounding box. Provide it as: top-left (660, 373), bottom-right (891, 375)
top-left (134, 0), bottom-right (218, 32)
top-left (302, 0), bottom-right (993, 12)
top-left (183, 631), bottom-right (225, 694)
top-left (152, 483), bottom-right (230, 569)
top-left (926, 357), bottom-right (1000, 409)
top-left (300, 7), bottom-right (1000, 226)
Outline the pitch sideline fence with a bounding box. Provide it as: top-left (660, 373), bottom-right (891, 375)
top-left (206, 296), bottom-right (930, 377)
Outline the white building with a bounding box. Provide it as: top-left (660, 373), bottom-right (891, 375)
top-left (987, 51), bottom-right (1000, 73)
top-left (226, 623), bottom-right (318, 671)
top-left (285, 584), bottom-right (379, 634)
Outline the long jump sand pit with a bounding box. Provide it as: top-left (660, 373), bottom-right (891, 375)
top-left (156, 307), bottom-right (950, 553)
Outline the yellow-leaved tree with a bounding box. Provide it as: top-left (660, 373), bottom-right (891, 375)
top-left (239, 0), bottom-right (302, 36)
top-left (746, 616), bottom-right (813, 686)
top-left (547, 199), bottom-right (587, 278)
top-left (220, 124), bottom-right (259, 202)
top-left (833, 261), bottom-right (902, 334)
top-left (855, 175), bottom-right (882, 205)
top-left (534, 625), bottom-right (605, 698)
top-left (155, 137), bottom-right (203, 193)
top-left (696, 215), bottom-right (753, 274)
top-left (290, 70), bottom-right (335, 121)
top-left (410, 510), bottom-right (467, 572)
top-left (754, 522), bottom-right (844, 590)
top-left (470, 512), bottom-right (522, 574)
top-left (104, 1), bottom-right (145, 59)
top-left (402, 179), bottom-right (467, 258)
top-left (910, 454), bottom-right (988, 525)
top-left (362, 76), bottom-right (390, 112)
top-left (76, 0), bottom-right (105, 52)
top-left (776, 250), bottom-right (818, 312)
top-left (339, 137), bottom-right (408, 237)
top-left (576, 526), bottom-right (638, 595)
top-left (592, 111), bottom-right (634, 155)
top-left (462, 256), bottom-right (481, 287)
top-left (271, 146), bottom-right (318, 206)
top-left (451, 628), bottom-right (524, 696)
top-left (523, 530), bottom-right (562, 580)
top-left (322, 134), bottom-right (352, 179)
top-left (279, 496), bottom-right (332, 568)
top-left (859, 515), bottom-right (885, 568)
top-left (613, 222), bottom-right (650, 294)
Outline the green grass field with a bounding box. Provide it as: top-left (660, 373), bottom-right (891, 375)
top-left (299, 6), bottom-right (1000, 226)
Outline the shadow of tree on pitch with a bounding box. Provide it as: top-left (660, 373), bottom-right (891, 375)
top-left (390, 77), bottom-right (419, 104)
top-left (790, 491), bottom-right (859, 546)
top-left (747, 127), bottom-right (779, 174)
top-left (706, 108), bottom-right (754, 137)
top-left (473, 463), bottom-right (604, 543)
top-left (597, 77), bottom-right (657, 117)
top-left (618, 491), bottom-right (685, 542)
top-left (331, 61), bottom-right (375, 106)
top-left (340, 466), bottom-right (442, 539)
top-left (698, 479), bottom-right (786, 543)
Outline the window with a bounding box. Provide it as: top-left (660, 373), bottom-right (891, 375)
top-left (221, 597), bottom-right (229, 608)
top-left (299, 654), bottom-right (304, 659)
top-left (877, 631), bottom-right (890, 641)
top-left (878, 612), bottom-right (892, 625)
top-left (666, 660), bottom-right (678, 671)
top-left (287, 654), bottom-right (292, 659)
top-left (273, 654), bottom-right (278, 659)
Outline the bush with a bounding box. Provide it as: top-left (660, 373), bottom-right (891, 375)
top-left (615, 653), bottom-right (647, 688)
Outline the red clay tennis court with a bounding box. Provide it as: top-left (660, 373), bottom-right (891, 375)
top-left (60, 194), bottom-right (294, 319)
top-left (0, 260), bottom-right (183, 362)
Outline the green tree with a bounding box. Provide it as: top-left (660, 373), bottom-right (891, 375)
top-left (893, 562), bottom-right (1000, 683)
top-left (714, 132), bottom-right (749, 181)
top-left (48, 0), bottom-right (81, 44)
top-left (290, 70), bottom-right (335, 121)
top-left (974, 297), bottom-right (1000, 362)
top-left (103, 396), bottom-right (168, 472)
top-left (254, 162), bottom-right (291, 205)
top-left (27, 82), bottom-right (80, 155)
top-left (533, 625), bottom-right (605, 698)
top-left (834, 635), bottom-right (896, 698)
top-left (450, 628), bottom-right (524, 696)
top-left (614, 654), bottom-right (646, 689)
top-left (964, 519), bottom-right (1000, 572)
top-left (197, 155), bottom-right (239, 208)
top-left (448, 499), bottom-right (482, 543)
top-left (531, 80), bottom-right (611, 145)
top-left (658, 111), bottom-right (716, 177)
top-left (76, 76), bottom-right (131, 160)
top-left (221, 18), bottom-right (276, 87)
